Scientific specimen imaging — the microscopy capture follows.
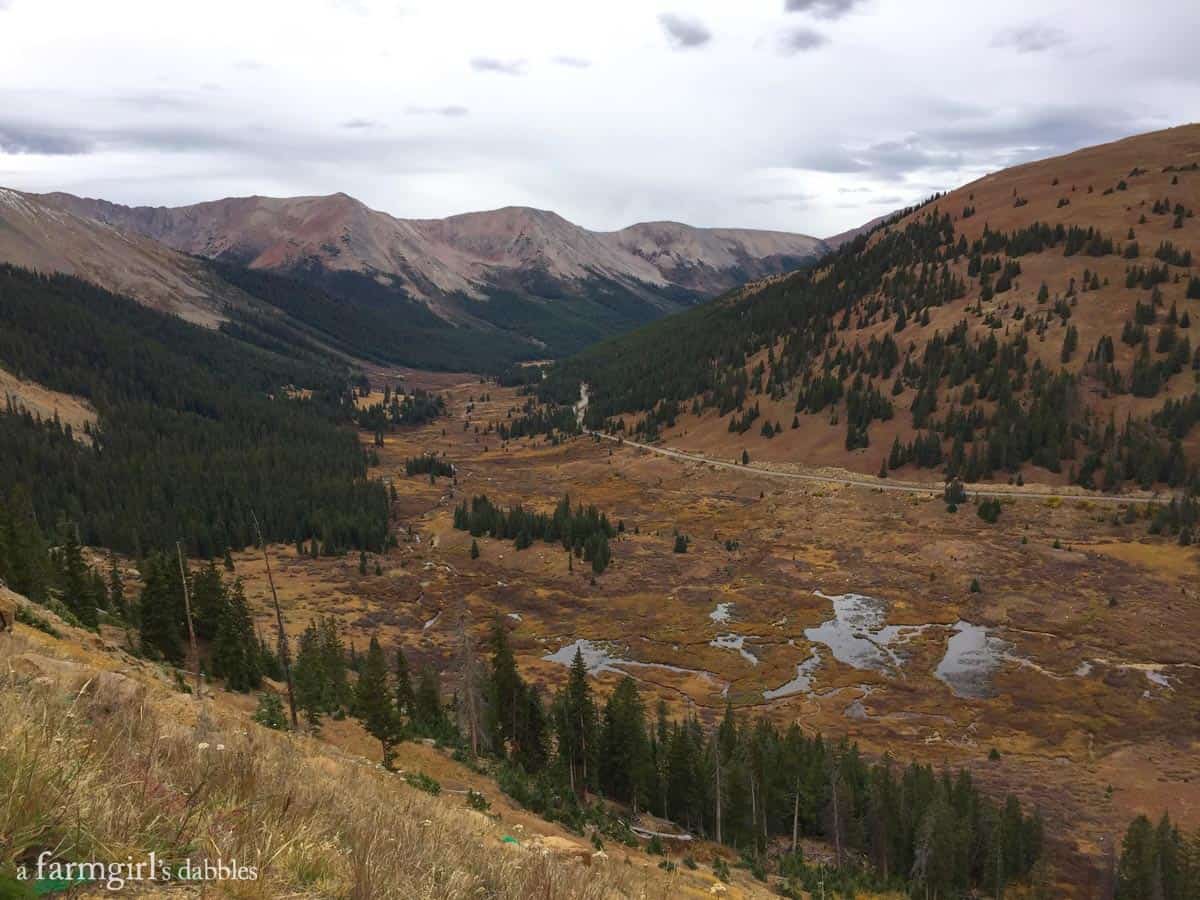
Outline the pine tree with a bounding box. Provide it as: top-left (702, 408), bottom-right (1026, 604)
top-left (355, 635), bottom-right (398, 766)
top-left (599, 676), bottom-right (649, 807)
top-left (554, 648), bottom-right (597, 796)
top-left (137, 553), bottom-right (183, 663)
top-left (1117, 814), bottom-right (1159, 899)
top-left (489, 620), bottom-right (522, 753)
top-left (319, 616), bottom-right (351, 714)
top-left (414, 665), bottom-right (447, 737)
top-left (293, 622), bottom-right (327, 730)
top-left (211, 579), bottom-right (261, 692)
top-left (190, 560), bottom-right (226, 640)
top-left (252, 691), bottom-right (288, 730)
top-left (107, 555), bottom-right (125, 617)
top-left (58, 521), bottom-right (97, 628)
top-left (395, 647), bottom-right (416, 719)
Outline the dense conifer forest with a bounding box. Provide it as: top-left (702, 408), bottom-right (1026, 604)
top-left (213, 261), bottom-right (537, 372)
top-left (0, 265), bottom-right (389, 556)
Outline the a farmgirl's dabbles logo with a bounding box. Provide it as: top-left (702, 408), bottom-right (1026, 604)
top-left (15, 852), bottom-right (259, 893)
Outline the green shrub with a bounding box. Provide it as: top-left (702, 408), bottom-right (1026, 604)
top-left (252, 692), bottom-right (288, 730)
top-left (403, 771), bottom-right (442, 795)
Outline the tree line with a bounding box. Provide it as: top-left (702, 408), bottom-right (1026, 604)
top-left (452, 494), bottom-right (616, 574)
top-left (0, 265), bottom-right (390, 558)
top-left (257, 614), bottom-right (1045, 898)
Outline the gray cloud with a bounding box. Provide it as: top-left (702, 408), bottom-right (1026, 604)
top-left (793, 105), bottom-right (1149, 187)
top-left (926, 105), bottom-right (1144, 157)
top-left (784, 0), bottom-right (864, 20)
top-left (792, 136), bottom-right (963, 180)
top-left (114, 91), bottom-right (206, 112)
top-left (791, 147), bottom-right (870, 173)
top-left (2, 0), bottom-right (1192, 237)
top-left (469, 57), bottom-right (527, 75)
top-left (658, 13), bottom-right (711, 49)
top-left (0, 122), bottom-right (91, 155)
top-left (405, 104), bottom-right (469, 117)
top-left (990, 25), bottom-right (1069, 53)
top-left (552, 55), bottom-right (591, 68)
top-left (340, 118), bottom-right (377, 129)
top-left (778, 26), bottom-right (829, 54)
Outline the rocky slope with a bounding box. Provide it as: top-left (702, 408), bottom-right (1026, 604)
top-left (0, 188), bottom-right (236, 327)
top-left (38, 190), bottom-right (827, 317)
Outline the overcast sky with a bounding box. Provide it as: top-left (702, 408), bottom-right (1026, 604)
top-left (1, 0), bottom-right (1197, 236)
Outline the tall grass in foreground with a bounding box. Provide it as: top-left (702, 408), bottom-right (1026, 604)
top-left (0, 634), bottom-right (662, 899)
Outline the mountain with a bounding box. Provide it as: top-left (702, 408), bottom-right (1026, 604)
top-left (30, 190), bottom-right (827, 365)
top-left (539, 124), bottom-right (1200, 499)
top-left (823, 212), bottom-right (891, 250)
top-left (0, 187), bottom-right (237, 327)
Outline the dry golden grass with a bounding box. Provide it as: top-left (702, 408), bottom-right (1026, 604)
top-left (0, 365), bottom-right (97, 439)
top-left (0, 628), bottom-right (710, 899)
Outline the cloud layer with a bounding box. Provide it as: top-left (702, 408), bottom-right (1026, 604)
top-left (0, 0), bottom-right (1194, 237)
top-left (658, 13), bottom-right (712, 49)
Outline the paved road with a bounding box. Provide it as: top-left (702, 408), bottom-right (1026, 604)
top-left (587, 429), bottom-right (1172, 506)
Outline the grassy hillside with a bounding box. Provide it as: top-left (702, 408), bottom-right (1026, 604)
top-left (0, 611), bottom-right (713, 900)
top-left (539, 125), bottom-right (1200, 499)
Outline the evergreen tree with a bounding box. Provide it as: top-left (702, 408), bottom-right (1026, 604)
top-left (57, 521), bottom-right (97, 628)
top-left (488, 620), bottom-right (522, 753)
top-left (211, 579), bottom-right (262, 692)
top-left (554, 648), bottom-right (597, 796)
top-left (293, 622), bottom-right (327, 729)
top-left (252, 691), bottom-right (288, 730)
top-left (107, 555), bottom-right (125, 617)
top-left (319, 616), bottom-right (352, 714)
top-left (190, 560), bottom-right (226, 641)
top-left (355, 635), bottom-right (398, 766)
top-left (599, 676), bottom-right (650, 809)
top-left (414, 665), bottom-right (448, 737)
top-left (1117, 814), bottom-right (1159, 899)
top-left (137, 553), bottom-right (183, 663)
top-left (395, 647), bottom-right (416, 719)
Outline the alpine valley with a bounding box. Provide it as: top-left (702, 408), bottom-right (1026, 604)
top-left (2, 123), bottom-right (1199, 900)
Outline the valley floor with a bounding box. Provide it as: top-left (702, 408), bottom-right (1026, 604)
top-left (240, 377), bottom-right (1195, 895)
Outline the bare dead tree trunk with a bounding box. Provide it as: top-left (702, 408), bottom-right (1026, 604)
top-left (831, 769), bottom-right (843, 868)
top-left (750, 775), bottom-right (757, 853)
top-left (176, 542), bottom-right (201, 697)
top-left (792, 777), bottom-right (801, 854)
top-left (251, 512), bottom-right (298, 730)
top-left (715, 751), bottom-right (723, 845)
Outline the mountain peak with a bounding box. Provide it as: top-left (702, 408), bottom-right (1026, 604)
top-left (26, 190), bottom-right (825, 305)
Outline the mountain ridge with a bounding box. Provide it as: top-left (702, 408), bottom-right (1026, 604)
top-left (34, 189), bottom-right (828, 312)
